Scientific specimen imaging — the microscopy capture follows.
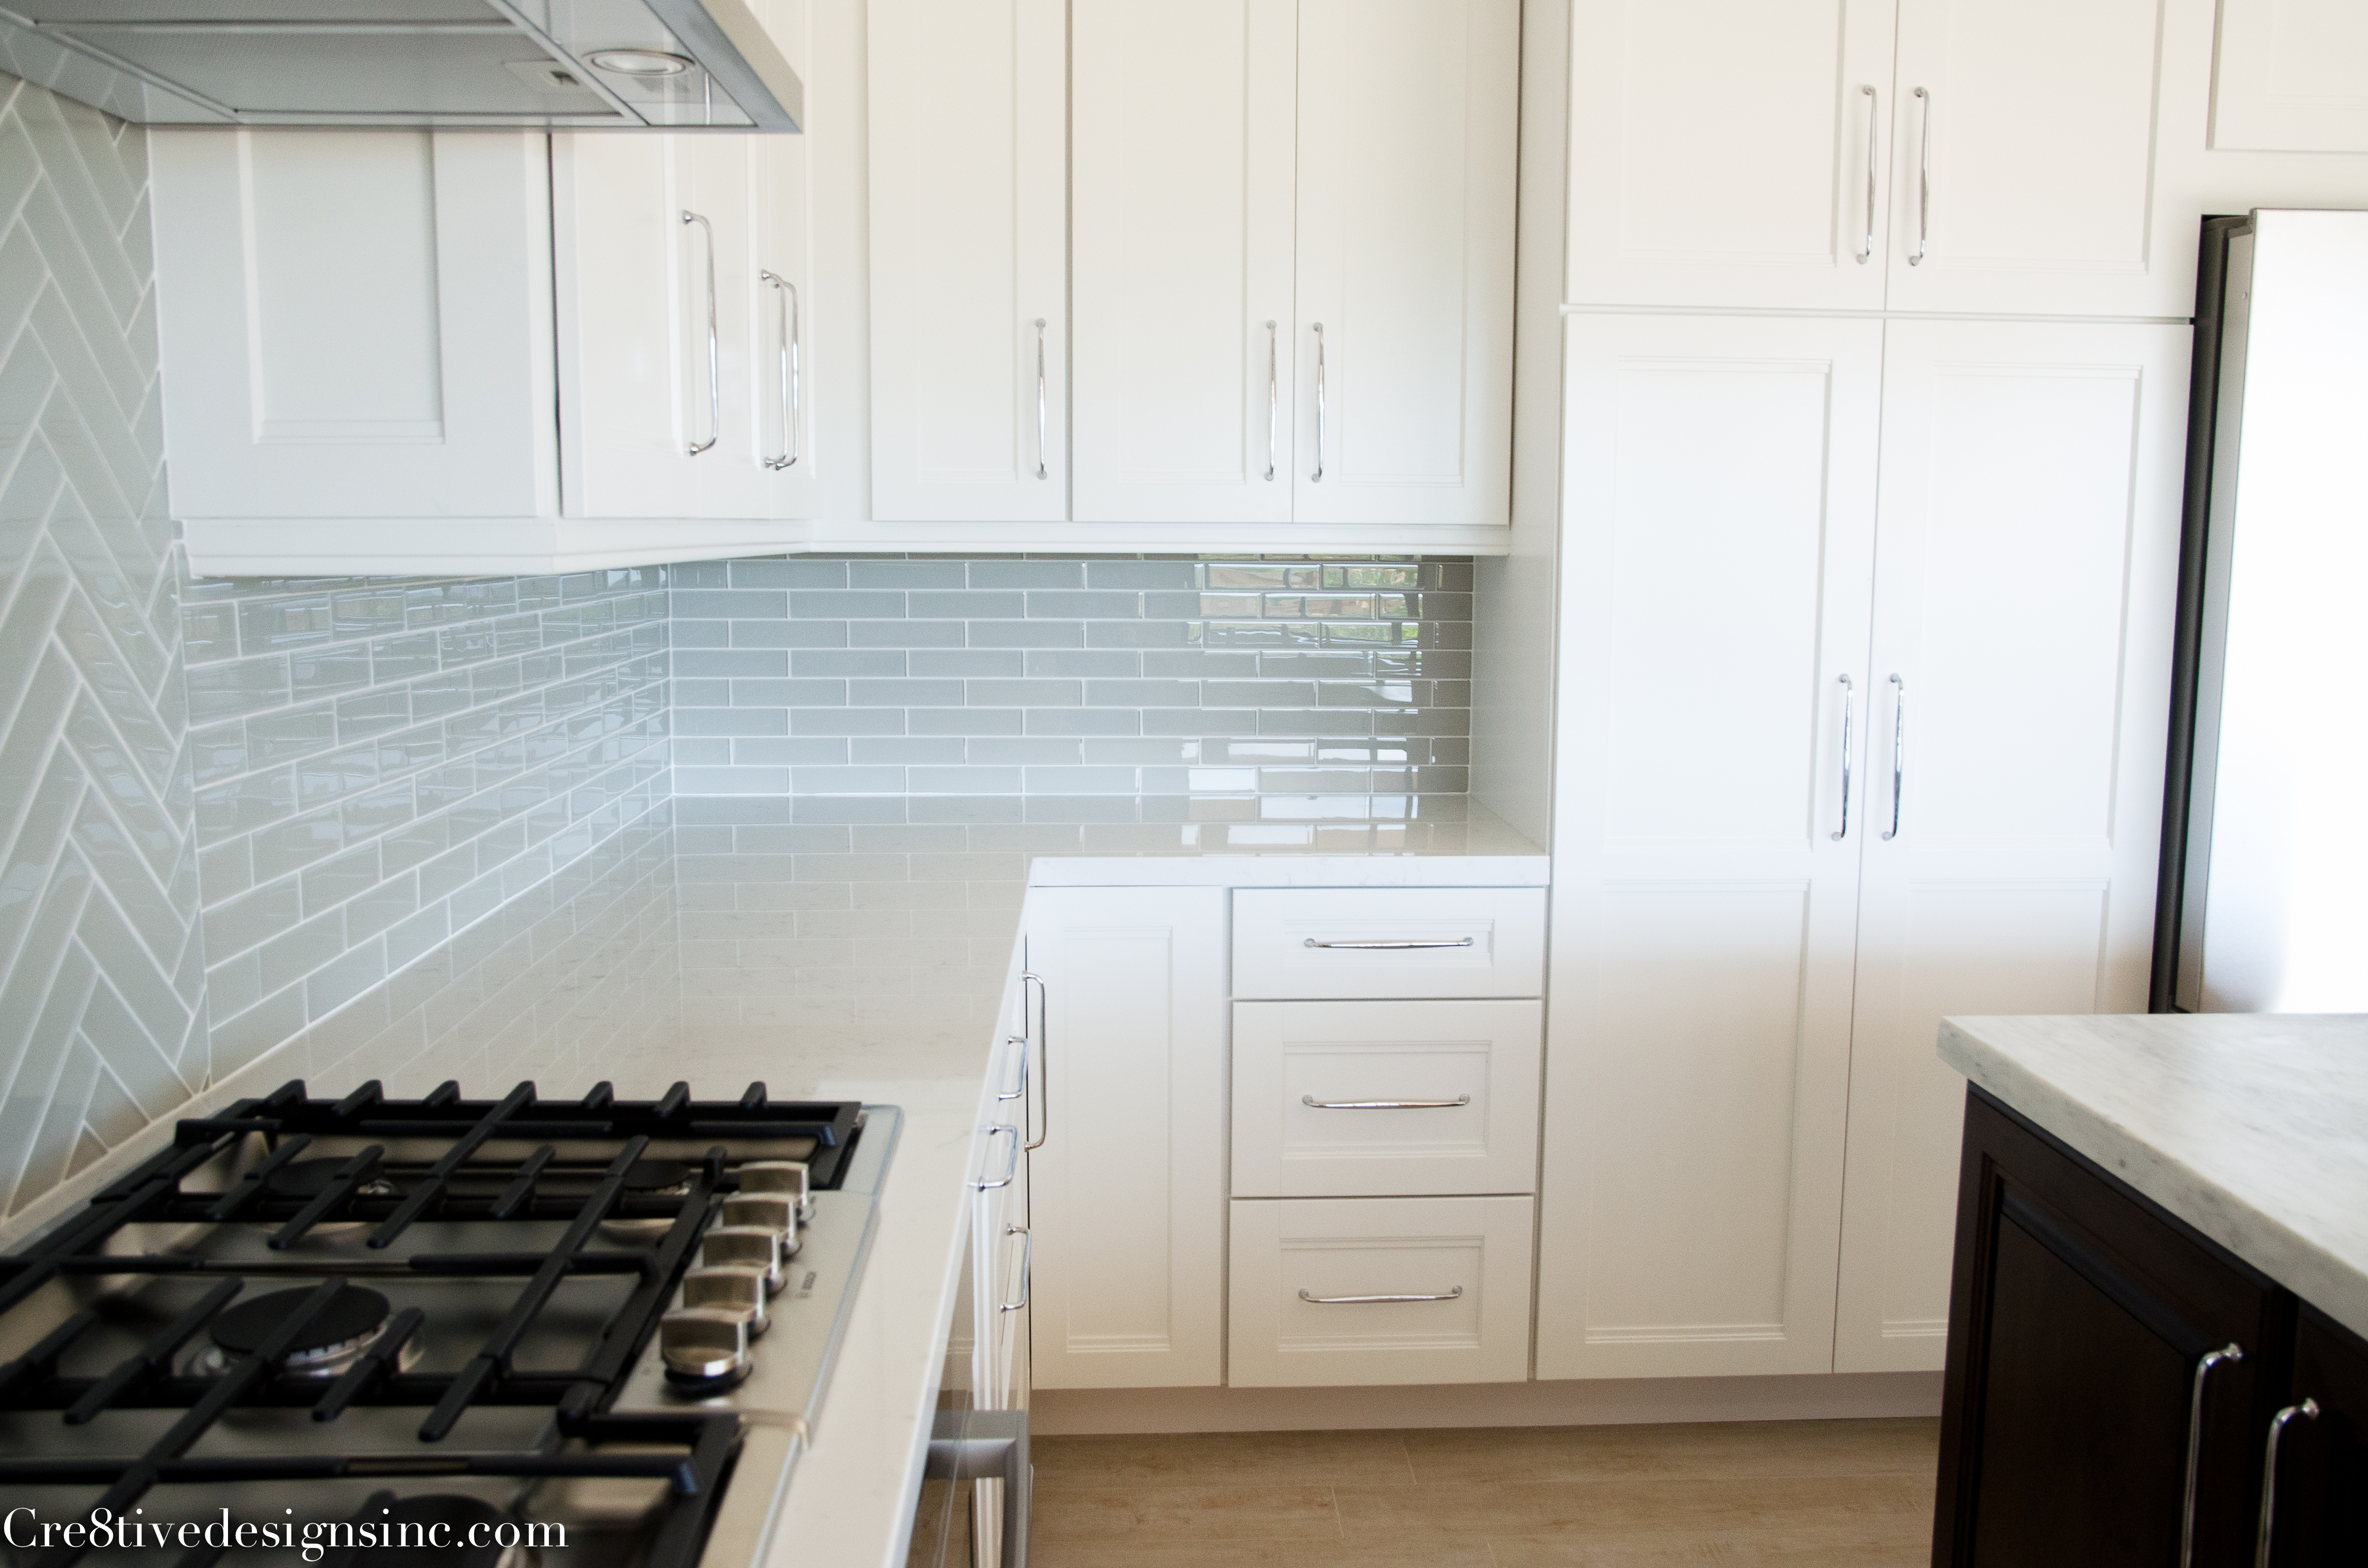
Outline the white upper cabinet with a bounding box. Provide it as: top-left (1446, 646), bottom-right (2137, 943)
top-left (1884, 0), bottom-right (2179, 316)
top-left (2208, 0), bottom-right (2368, 152)
top-left (1564, 0), bottom-right (1899, 311)
top-left (1831, 318), bottom-right (2189, 1373)
top-left (867, 0), bottom-right (1067, 524)
top-left (555, 0), bottom-right (815, 522)
top-left (1071, 0), bottom-right (1295, 525)
top-left (153, 129), bottom-right (558, 522)
top-left (1535, 312), bottom-right (1883, 1381)
top-left (1292, 0), bottom-right (1518, 527)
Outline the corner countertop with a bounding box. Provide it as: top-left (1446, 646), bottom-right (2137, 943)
top-left (1939, 1012), bottom-right (2368, 1341)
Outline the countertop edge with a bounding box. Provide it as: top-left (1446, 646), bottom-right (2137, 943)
top-left (1938, 1016), bottom-right (2368, 1343)
top-left (1025, 853), bottom-right (1550, 887)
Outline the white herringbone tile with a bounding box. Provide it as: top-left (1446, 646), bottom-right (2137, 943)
top-left (0, 75), bottom-right (191, 1216)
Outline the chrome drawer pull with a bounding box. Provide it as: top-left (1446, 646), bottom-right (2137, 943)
top-left (1301, 1095), bottom-right (1471, 1110)
top-left (1302, 937), bottom-right (1474, 951)
top-left (971, 1124), bottom-right (1020, 1190)
top-left (1299, 1286), bottom-right (1463, 1305)
top-left (2256, 1398), bottom-right (2321, 1568)
top-left (2181, 1343), bottom-right (2244, 1568)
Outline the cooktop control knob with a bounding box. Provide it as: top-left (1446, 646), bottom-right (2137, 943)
top-left (738, 1161), bottom-right (812, 1222)
top-left (719, 1194), bottom-right (800, 1254)
top-left (681, 1265), bottom-right (771, 1334)
top-left (701, 1226), bottom-right (784, 1292)
top-left (658, 1308), bottom-right (752, 1385)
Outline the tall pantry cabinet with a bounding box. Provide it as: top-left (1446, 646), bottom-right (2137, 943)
top-left (1528, 0), bottom-right (2368, 1382)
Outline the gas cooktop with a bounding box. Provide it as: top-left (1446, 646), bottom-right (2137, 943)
top-left (0, 1079), bottom-right (898, 1568)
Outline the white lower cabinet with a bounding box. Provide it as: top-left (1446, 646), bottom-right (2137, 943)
top-left (1228, 1196), bottom-right (1534, 1386)
top-left (1023, 887), bottom-right (1228, 1390)
top-left (1232, 1000), bottom-right (1541, 1199)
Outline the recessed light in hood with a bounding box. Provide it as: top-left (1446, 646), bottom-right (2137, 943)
top-left (0, 0), bottom-right (803, 130)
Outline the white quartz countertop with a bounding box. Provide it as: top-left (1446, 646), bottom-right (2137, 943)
top-left (1939, 1012), bottom-right (2368, 1340)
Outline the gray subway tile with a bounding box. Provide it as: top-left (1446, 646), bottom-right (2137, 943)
top-left (968, 618), bottom-right (1082, 648)
top-left (789, 591), bottom-right (906, 618)
top-left (850, 737), bottom-right (967, 765)
top-left (849, 560), bottom-right (965, 589)
top-left (847, 678), bottom-right (964, 706)
top-left (1026, 591), bottom-right (1141, 618)
top-left (789, 766), bottom-right (909, 793)
top-left (909, 649), bottom-right (1021, 677)
top-left (1206, 680), bottom-right (1319, 708)
top-left (734, 618), bottom-right (847, 648)
top-left (731, 738), bottom-right (850, 765)
top-left (967, 560), bottom-right (1081, 589)
top-left (788, 708), bottom-right (906, 736)
top-left (966, 679), bottom-right (1080, 707)
top-left (1085, 678), bottom-right (1199, 707)
top-left (187, 654), bottom-right (289, 720)
top-left (675, 648), bottom-right (788, 678)
top-left (238, 594), bottom-right (334, 652)
top-left (733, 678), bottom-right (846, 707)
top-left (1087, 560), bottom-right (1199, 589)
top-left (729, 559), bottom-right (847, 589)
top-left (906, 708), bottom-right (1022, 737)
top-left (909, 766), bottom-right (1023, 793)
top-left (1026, 709), bottom-right (1145, 736)
top-left (203, 876), bottom-right (303, 961)
top-left (674, 590), bottom-right (788, 618)
top-left (290, 644), bottom-right (370, 699)
top-left (850, 618), bottom-right (963, 647)
top-left (910, 591), bottom-right (1024, 619)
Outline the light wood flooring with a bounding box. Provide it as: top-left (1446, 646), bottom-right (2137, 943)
top-left (1024, 1417), bottom-right (1939, 1567)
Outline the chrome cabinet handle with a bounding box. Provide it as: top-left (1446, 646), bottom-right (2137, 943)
top-left (1033, 319), bottom-right (1049, 481)
top-left (1302, 1095), bottom-right (1471, 1110)
top-left (972, 1124), bottom-right (1021, 1190)
top-left (1909, 87), bottom-right (1931, 265)
top-left (1882, 673), bottom-right (1905, 841)
top-left (1021, 972), bottom-right (1049, 1152)
top-left (1302, 936), bottom-right (1474, 951)
top-left (998, 1224), bottom-right (1032, 1313)
top-left (2256, 1398), bottom-right (2320, 1568)
top-left (1857, 86), bottom-right (1877, 264)
top-left (1299, 1286), bottom-right (1463, 1305)
top-left (1830, 674), bottom-right (1855, 841)
top-left (760, 270), bottom-right (799, 470)
top-left (995, 1034), bottom-right (1028, 1103)
top-left (682, 211), bottom-right (719, 455)
top-left (2181, 1343), bottom-right (2245, 1568)
top-left (1310, 322), bottom-right (1326, 483)
top-left (1264, 320), bottom-right (1278, 481)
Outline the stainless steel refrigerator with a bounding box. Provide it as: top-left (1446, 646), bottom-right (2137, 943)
top-left (2154, 209), bottom-right (2368, 1013)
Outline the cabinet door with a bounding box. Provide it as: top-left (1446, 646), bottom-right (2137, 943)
top-left (1563, 0), bottom-right (1898, 311)
top-left (1024, 887), bottom-right (1226, 1390)
top-left (1935, 1091), bottom-right (2285, 1568)
top-left (868, 0), bottom-right (1066, 523)
top-left (1884, 0), bottom-right (2181, 316)
top-left (2262, 1307), bottom-right (2368, 1566)
top-left (555, 2), bottom-right (815, 521)
top-left (1535, 313), bottom-right (1883, 1380)
top-left (1069, 0), bottom-right (1295, 525)
top-left (1835, 319), bottom-right (2188, 1375)
top-left (151, 129), bottom-right (557, 520)
top-left (1292, 0), bottom-right (1517, 527)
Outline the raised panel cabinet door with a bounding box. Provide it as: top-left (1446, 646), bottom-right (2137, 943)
top-left (1292, 0), bottom-right (1517, 527)
top-left (1023, 887), bottom-right (1226, 1390)
top-left (1071, 0), bottom-right (1295, 525)
top-left (554, 0), bottom-right (817, 521)
top-left (1835, 319), bottom-right (2189, 1376)
top-left (868, 0), bottom-right (1066, 523)
top-left (1885, 0), bottom-right (2181, 316)
top-left (1534, 313), bottom-right (1883, 1380)
top-left (151, 129), bottom-right (558, 520)
top-left (1934, 1092), bottom-right (2286, 1568)
top-left (2209, 0), bottom-right (2368, 153)
top-left (2261, 1308), bottom-right (2368, 1565)
top-left (1564, 0), bottom-right (1899, 310)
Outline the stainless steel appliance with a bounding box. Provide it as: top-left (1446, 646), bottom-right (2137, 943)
top-left (0, 1077), bottom-right (894, 1568)
top-left (0, 1), bottom-right (802, 129)
top-left (2155, 208), bottom-right (2368, 1012)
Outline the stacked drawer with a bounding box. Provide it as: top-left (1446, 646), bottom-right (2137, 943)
top-left (1227, 887), bottom-right (1546, 1386)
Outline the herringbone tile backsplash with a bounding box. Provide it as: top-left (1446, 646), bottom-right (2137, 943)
top-left (0, 79), bottom-right (201, 1218)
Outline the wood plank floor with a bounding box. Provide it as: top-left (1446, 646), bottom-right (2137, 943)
top-left (1024, 1417), bottom-right (1939, 1567)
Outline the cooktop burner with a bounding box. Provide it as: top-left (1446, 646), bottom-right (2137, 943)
top-left (0, 1077), bottom-right (888, 1568)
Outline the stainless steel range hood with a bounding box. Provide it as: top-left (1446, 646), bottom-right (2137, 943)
top-left (0, 1), bottom-right (803, 129)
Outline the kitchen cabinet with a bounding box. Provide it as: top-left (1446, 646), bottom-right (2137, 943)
top-left (152, 128), bottom-right (559, 524)
top-left (1535, 313), bottom-right (2186, 1381)
top-left (866, 0), bottom-right (1068, 525)
top-left (2262, 1308), bottom-right (2368, 1565)
top-left (1535, 312), bottom-right (1881, 1381)
top-left (1021, 887), bottom-right (1227, 1390)
top-left (1934, 1089), bottom-right (2289, 1568)
top-left (2205, 0), bottom-right (2368, 154)
top-left (1564, 0), bottom-right (2189, 317)
top-left (1068, 0), bottom-right (1516, 530)
top-left (554, 1), bottom-right (817, 524)
top-left (1832, 317), bottom-right (2188, 1373)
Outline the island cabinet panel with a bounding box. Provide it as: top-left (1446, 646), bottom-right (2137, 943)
top-left (1022, 887), bottom-right (1228, 1390)
top-left (2261, 1308), bottom-right (2368, 1565)
top-left (1936, 1090), bottom-right (2292, 1568)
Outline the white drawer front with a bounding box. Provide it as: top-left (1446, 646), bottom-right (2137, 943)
top-left (1231, 1000), bottom-right (1541, 1198)
top-left (1229, 1196), bottom-right (1533, 1386)
top-left (1232, 888), bottom-right (1545, 999)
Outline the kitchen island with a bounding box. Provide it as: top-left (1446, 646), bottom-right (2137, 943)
top-left (1933, 1012), bottom-right (2368, 1566)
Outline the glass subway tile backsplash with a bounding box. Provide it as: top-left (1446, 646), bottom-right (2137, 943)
top-left (668, 556), bottom-right (1473, 798)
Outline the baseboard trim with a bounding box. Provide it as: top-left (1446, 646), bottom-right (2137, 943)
top-left (1029, 1371), bottom-right (1944, 1435)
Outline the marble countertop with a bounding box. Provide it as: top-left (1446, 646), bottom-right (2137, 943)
top-left (1940, 1012), bottom-right (2368, 1340)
